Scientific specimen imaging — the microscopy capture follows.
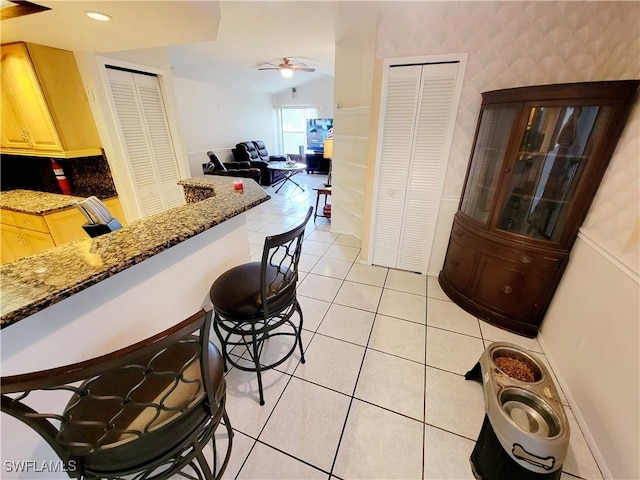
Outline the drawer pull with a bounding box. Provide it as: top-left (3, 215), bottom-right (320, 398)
top-left (454, 228), bottom-right (463, 237)
top-left (502, 285), bottom-right (512, 294)
top-left (519, 255), bottom-right (532, 264)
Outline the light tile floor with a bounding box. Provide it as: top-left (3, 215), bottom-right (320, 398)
top-left (211, 173), bottom-right (603, 480)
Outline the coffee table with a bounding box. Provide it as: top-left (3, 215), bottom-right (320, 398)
top-left (267, 162), bottom-right (307, 193)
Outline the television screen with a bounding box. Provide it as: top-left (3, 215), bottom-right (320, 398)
top-left (306, 118), bottom-right (333, 153)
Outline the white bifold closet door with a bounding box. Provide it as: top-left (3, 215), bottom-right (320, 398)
top-left (106, 68), bottom-right (184, 217)
top-left (372, 62), bottom-right (461, 273)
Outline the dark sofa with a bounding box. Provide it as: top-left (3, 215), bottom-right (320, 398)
top-left (231, 141), bottom-right (287, 186)
top-left (202, 151), bottom-right (261, 184)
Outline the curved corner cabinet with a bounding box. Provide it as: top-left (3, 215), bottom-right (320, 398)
top-left (439, 81), bottom-right (639, 337)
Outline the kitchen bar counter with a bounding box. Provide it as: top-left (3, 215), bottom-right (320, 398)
top-left (0, 176), bottom-right (269, 327)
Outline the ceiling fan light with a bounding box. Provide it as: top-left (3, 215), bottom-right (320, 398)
top-left (85, 11), bottom-right (112, 21)
top-left (280, 68), bottom-right (294, 79)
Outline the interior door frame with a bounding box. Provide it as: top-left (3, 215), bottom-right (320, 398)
top-left (74, 53), bottom-right (190, 221)
top-left (367, 52), bottom-right (467, 273)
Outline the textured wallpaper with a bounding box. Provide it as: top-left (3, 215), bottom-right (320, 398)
top-left (375, 1), bottom-right (639, 270)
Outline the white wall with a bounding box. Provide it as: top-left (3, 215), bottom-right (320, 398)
top-left (373, 2), bottom-right (639, 478)
top-left (541, 96), bottom-right (640, 480)
top-left (172, 77), bottom-right (277, 176)
top-left (273, 76), bottom-right (334, 116)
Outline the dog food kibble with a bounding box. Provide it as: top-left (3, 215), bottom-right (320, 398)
top-left (494, 356), bottom-right (536, 382)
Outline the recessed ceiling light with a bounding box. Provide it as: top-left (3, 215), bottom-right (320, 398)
top-left (85, 11), bottom-right (111, 21)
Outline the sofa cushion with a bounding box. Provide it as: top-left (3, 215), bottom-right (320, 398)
top-left (234, 142), bottom-right (261, 162)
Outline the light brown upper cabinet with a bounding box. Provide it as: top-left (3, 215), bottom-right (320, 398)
top-left (0, 42), bottom-right (102, 158)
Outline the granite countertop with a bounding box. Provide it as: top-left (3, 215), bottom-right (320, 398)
top-left (0, 176), bottom-right (270, 327)
top-left (0, 189), bottom-right (87, 215)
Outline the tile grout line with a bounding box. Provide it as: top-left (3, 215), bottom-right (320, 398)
top-left (326, 267), bottom-right (390, 479)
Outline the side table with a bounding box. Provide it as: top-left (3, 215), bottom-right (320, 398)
top-left (313, 186), bottom-right (331, 221)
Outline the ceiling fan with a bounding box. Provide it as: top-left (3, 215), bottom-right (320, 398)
top-left (258, 57), bottom-right (315, 78)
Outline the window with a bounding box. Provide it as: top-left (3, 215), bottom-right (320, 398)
top-left (277, 107), bottom-right (318, 155)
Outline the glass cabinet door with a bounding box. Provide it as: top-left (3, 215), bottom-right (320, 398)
top-left (497, 104), bottom-right (611, 242)
top-left (460, 107), bottom-right (518, 224)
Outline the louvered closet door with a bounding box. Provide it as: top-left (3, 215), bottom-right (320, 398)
top-left (371, 66), bottom-right (422, 269)
top-left (373, 62), bottom-right (460, 272)
top-left (106, 68), bottom-right (184, 217)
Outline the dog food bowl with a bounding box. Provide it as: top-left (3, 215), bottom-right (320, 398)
top-left (468, 342), bottom-right (570, 479)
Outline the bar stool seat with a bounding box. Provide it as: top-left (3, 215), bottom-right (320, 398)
top-left (210, 263), bottom-right (295, 320)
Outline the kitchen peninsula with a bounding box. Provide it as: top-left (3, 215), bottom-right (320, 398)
top-left (1, 176), bottom-right (268, 367)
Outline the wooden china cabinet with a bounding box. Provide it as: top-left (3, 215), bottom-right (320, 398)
top-left (439, 81), bottom-right (638, 337)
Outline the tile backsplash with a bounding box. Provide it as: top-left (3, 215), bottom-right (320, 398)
top-left (0, 153), bottom-right (118, 199)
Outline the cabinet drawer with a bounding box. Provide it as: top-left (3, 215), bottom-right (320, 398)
top-left (0, 209), bottom-right (17, 226)
top-left (451, 217), bottom-right (566, 271)
top-left (471, 256), bottom-right (555, 320)
top-left (13, 211), bottom-right (49, 233)
top-left (485, 243), bottom-right (566, 271)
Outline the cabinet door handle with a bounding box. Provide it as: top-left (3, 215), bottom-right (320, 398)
top-left (454, 228), bottom-right (463, 237)
top-left (22, 130), bottom-right (34, 147)
top-left (502, 285), bottom-right (512, 294)
top-left (519, 255), bottom-right (532, 264)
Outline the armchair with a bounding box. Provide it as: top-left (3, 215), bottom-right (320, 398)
top-left (231, 141), bottom-right (287, 186)
top-left (203, 151), bottom-right (261, 184)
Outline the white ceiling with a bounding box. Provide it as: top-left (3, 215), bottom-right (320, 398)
top-left (0, 1), bottom-right (372, 94)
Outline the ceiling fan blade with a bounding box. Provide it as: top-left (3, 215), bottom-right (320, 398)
top-left (258, 67), bottom-right (279, 71)
top-left (292, 67), bottom-right (315, 72)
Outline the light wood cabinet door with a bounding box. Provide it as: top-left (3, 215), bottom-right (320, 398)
top-left (0, 43), bottom-right (62, 151)
top-left (23, 227), bottom-right (56, 253)
top-left (0, 42), bottom-right (102, 158)
top-left (0, 66), bottom-right (30, 149)
top-left (1, 224), bottom-right (21, 263)
top-left (44, 207), bottom-right (89, 245)
top-left (0, 224), bottom-right (54, 261)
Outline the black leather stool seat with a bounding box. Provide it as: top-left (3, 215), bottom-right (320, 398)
top-left (210, 262), bottom-right (295, 320)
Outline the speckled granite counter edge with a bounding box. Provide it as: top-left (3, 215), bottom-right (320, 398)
top-left (0, 177), bottom-right (270, 327)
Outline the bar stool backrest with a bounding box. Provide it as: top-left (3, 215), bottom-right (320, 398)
top-left (260, 207), bottom-right (313, 318)
top-left (1, 310), bottom-right (230, 479)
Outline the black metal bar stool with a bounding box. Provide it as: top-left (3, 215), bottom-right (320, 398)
top-left (1, 310), bottom-right (233, 479)
top-left (209, 207), bottom-right (313, 405)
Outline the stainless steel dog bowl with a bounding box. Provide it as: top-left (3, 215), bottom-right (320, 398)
top-left (501, 388), bottom-right (562, 438)
top-left (491, 345), bottom-right (544, 384)
top-left (471, 342), bottom-right (570, 476)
